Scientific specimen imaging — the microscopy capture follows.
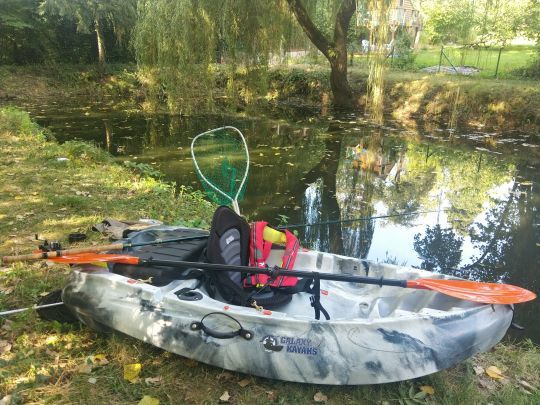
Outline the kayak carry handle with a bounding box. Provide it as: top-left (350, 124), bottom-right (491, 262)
top-left (190, 312), bottom-right (253, 340)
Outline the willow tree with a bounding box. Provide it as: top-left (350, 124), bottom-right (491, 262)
top-left (39, 0), bottom-right (137, 72)
top-left (134, 0), bottom-right (294, 112)
top-left (366, 0), bottom-right (391, 124)
top-left (135, 0), bottom-right (368, 111)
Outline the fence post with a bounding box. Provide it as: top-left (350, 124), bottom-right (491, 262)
top-left (494, 47), bottom-right (503, 78)
top-left (438, 46), bottom-right (444, 73)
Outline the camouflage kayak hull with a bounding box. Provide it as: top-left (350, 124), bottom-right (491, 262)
top-left (62, 245), bottom-right (512, 385)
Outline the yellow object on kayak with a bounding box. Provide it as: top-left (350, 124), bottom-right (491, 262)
top-left (263, 226), bottom-right (287, 245)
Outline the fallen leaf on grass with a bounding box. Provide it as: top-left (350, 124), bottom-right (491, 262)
top-left (138, 396), bottom-right (159, 405)
top-left (0, 286), bottom-right (14, 295)
top-left (486, 366), bottom-right (504, 380)
top-left (237, 378), bottom-right (250, 387)
top-left (0, 340), bottom-right (12, 354)
top-left (217, 371), bottom-right (234, 381)
top-left (0, 395), bottom-right (12, 405)
top-left (92, 353), bottom-right (109, 366)
top-left (266, 391), bottom-right (277, 401)
top-left (77, 363), bottom-right (93, 374)
top-left (183, 358), bottom-right (199, 368)
top-left (518, 380), bottom-right (536, 391)
top-left (419, 385), bottom-right (435, 395)
top-left (144, 376), bottom-right (163, 386)
top-left (313, 391), bottom-right (327, 402)
top-left (473, 365), bottom-right (485, 375)
top-left (124, 363), bottom-right (142, 383)
top-left (219, 391), bottom-right (230, 402)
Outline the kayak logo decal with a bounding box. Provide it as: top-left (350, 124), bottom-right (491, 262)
top-left (261, 335), bottom-right (283, 352)
top-left (260, 335), bottom-right (319, 356)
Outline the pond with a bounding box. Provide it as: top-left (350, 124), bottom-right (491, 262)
top-left (30, 101), bottom-right (539, 343)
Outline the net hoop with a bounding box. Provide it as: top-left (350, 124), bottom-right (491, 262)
top-left (191, 126), bottom-right (249, 215)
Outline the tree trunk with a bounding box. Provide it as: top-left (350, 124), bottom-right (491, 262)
top-left (95, 19), bottom-right (106, 74)
top-left (329, 50), bottom-right (352, 109)
top-left (287, 0), bottom-right (356, 108)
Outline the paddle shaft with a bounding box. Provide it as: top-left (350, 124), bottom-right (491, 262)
top-left (44, 253), bottom-right (536, 304)
top-left (133, 258), bottom-right (409, 288)
top-left (1, 235), bottom-right (209, 264)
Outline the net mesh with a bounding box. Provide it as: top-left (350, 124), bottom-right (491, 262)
top-left (191, 127), bottom-right (249, 207)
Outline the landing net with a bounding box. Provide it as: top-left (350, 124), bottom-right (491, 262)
top-left (191, 126), bottom-right (249, 214)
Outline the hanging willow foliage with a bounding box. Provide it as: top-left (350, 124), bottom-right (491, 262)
top-left (367, 0), bottom-right (390, 124)
top-left (134, 0), bottom-right (305, 113)
top-left (135, 0), bottom-right (391, 118)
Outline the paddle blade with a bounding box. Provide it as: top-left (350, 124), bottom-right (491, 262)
top-left (48, 254), bottom-right (139, 265)
top-left (407, 279), bottom-right (536, 304)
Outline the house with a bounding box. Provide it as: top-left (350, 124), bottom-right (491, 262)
top-left (357, 0), bottom-right (423, 48)
top-left (390, 0), bottom-right (422, 47)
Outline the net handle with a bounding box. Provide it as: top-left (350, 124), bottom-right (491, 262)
top-left (190, 126), bottom-right (249, 215)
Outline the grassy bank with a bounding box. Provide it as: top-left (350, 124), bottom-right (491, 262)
top-left (267, 65), bottom-right (540, 136)
top-left (0, 64), bottom-right (141, 112)
top-left (1, 109), bottom-right (539, 403)
top-left (2, 63), bottom-right (540, 137)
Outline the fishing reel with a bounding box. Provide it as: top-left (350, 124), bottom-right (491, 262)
top-left (35, 234), bottom-right (62, 252)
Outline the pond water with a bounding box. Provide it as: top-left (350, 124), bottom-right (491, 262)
top-left (29, 101), bottom-right (539, 343)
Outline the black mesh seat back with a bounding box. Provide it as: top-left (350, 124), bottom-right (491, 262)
top-left (205, 206), bottom-right (250, 305)
top-left (111, 227), bottom-right (209, 285)
top-left (207, 206), bottom-right (250, 266)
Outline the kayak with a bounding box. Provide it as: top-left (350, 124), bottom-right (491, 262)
top-left (61, 225), bottom-right (513, 385)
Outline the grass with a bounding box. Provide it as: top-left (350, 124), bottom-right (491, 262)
top-left (1, 108), bottom-right (540, 403)
top-left (344, 45), bottom-right (538, 79)
top-left (412, 45), bottom-right (537, 78)
top-left (265, 63), bottom-right (540, 135)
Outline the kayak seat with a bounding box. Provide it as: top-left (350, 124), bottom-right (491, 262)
top-left (110, 227), bottom-right (209, 286)
top-left (205, 206), bottom-right (294, 308)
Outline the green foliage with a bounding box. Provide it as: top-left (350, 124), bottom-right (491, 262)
top-left (134, 0), bottom-right (297, 113)
top-left (60, 141), bottom-right (112, 163)
top-left (392, 30), bottom-right (416, 69)
top-left (39, 0), bottom-right (137, 67)
top-left (423, 0), bottom-right (528, 47)
top-left (123, 160), bottom-right (163, 179)
top-left (515, 55), bottom-right (540, 78)
top-left (267, 67), bottom-right (329, 101)
top-left (0, 107), bottom-right (43, 138)
top-left (519, 0), bottom-right (540, 44)
top-left (423, 0), bottom-right (477, 45)
top-left (0, 0), bottom-right (53, 64)
top-left (0, 0), bottom-right (135, 65)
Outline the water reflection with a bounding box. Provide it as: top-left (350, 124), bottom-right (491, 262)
top-left (31, 108), bottom-right (539, 343)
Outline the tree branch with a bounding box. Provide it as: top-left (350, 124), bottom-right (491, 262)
top-left (334, 0), bottom-right (356, 45)
top-left (285, 0), bottom-right (333, 61)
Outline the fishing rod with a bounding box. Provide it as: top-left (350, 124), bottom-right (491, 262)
top-left (2, 209), bottom-right (448, 264)
top-left (280, 209), bottom-right (448, 230)
top-left (1, 234), bottom-right (209, 264)
top-left (0, 302), bottom-right (64, 317)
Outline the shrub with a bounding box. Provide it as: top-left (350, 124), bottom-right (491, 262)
top-left (0, 107), bottom-right (43, 139)
top-left (392, 31), bottom-right (416, 70)
top-left (513, 51), bottom-right (540, 78)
